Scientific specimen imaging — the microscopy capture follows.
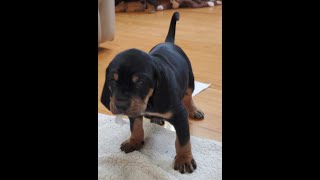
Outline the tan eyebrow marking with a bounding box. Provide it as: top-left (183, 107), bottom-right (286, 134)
top-left (113, 73), bottom-right (119, 81)
top-left (132, 75), bottom-right (139, 83)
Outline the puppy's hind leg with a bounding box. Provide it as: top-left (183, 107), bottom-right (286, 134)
top-left (150, 117), bottom-right (165, 126)
top-left (144, 114), bottom-right (165, 126)
top-left (182, 88), bottom-right (205, 120)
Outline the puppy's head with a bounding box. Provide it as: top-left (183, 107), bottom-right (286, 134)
top-left (101, 49), bottom-right (155, 117)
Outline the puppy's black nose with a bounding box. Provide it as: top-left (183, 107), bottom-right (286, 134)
top-left (115, 100), bottom-right (130, 111)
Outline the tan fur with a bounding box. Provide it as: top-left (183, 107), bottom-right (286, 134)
top-left (130, 116), bottom-right (144, 141)
top-left (113, 73), bottom-right (119, 81)
top-left (182, 88), bottom-right (204, 119)
top-left (175, 139), bottom-right (193, 160)
top-left (120, 116), bottom-right (144, 153)
top-left (174, 139), bottom-right (196, 173)
top-left (132, 75), bottom-right (139, 83)
top-left (182, 88), bottom-right (195, 114)
top-left (110, 88), bottom-right (154, 117)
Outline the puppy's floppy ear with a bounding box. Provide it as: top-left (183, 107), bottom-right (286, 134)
top-left (101, 66), bottom-right (111, 110)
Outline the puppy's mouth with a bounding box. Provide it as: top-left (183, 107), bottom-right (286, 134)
top-left (109, 89), bottom-right (154, 117)
top-left (110, 97), bottom-right (147, 117)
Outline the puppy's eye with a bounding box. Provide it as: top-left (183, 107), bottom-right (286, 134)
top-left (110, 79), bottom-right (117, 86)
top-left (136, 80), bottom-right (144, 88)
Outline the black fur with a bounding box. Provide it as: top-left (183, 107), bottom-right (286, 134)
top-left (101, 12), bottom-right (194, 148)
top-left (100, 11), bottom-right (199, 173)
top-left (129, 117), bottom-right (134, 132)
top-left (165, 12), bottom-right (179, 43)
top-left (101, 11), bottom-right (194, 150)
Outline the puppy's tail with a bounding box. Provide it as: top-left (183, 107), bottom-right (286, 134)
top-left (165, 12), bottom-right (180, 44)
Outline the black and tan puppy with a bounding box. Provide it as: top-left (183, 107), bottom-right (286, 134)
top-left (101, 12), bottom-right (204, 174)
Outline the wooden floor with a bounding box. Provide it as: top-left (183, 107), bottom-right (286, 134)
top-left (98, 7), bottom-right (222, 141)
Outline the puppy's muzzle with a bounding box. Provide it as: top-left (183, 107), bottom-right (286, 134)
top-left (115, 97), bottom-right (130, 112)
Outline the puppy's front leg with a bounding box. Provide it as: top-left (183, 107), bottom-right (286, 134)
top-left (120, 116), bottom-right (144, 153)
top-left (171, 107), bottom-right (197, 173)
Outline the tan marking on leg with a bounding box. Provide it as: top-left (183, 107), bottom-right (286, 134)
top-left (130, 116), bottom-right (144, 141)
top-left (175, 139), bottom-right (193, 160)
top-left (174, 139), bottom-right (197, 173)
top-left (120, 116), bottom-right (144, 153)
top-left (182, 88), bottom-right (205, 120)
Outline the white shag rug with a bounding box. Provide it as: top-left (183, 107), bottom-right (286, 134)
top-left (98, 113), bottom-right (222, 180)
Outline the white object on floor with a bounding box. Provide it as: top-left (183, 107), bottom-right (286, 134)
top-left (98, 113), bottom-right (222, 180)
top-left (192, 81), bottom-right (211, 97)
top-left (215, 1), bottom-right (222, 5)
top-left (207, 1), bottom-right (215, 6)
top-left (157, 5), bottom-right (164, 11)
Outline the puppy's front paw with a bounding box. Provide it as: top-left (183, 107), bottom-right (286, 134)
top-left (174, 156), bottom-right (197, 174)
top-left (190, 109), bottom-right (205, 120)
top-left (120, 139), bottom-right (144, 153)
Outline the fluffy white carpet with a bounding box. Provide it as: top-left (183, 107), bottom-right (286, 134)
top-left (98, 113), bottom-right (222, 180)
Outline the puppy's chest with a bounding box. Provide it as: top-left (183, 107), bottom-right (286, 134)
top-left (144, 105), bottom-right (173, 120)
top-left (145, 100), bottom-right (167, 115)
top-left (144, 99), bottom-right (174, 120)
top-left (145, 100), bottom-right (157, 113)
